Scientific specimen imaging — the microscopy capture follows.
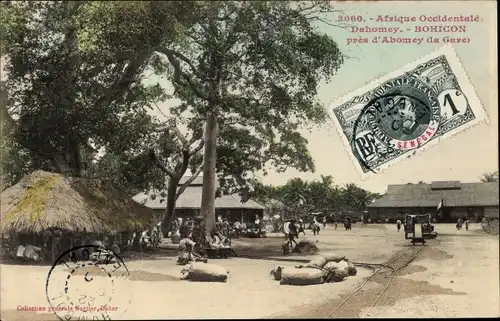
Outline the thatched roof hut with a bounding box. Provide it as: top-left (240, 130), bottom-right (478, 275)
top-left (0, 171), bottom-right (158, 235)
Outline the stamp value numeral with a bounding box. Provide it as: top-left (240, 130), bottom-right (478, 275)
top-left (443, 92), bottom-right (460, 116)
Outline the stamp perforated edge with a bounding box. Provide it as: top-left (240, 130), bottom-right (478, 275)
top-left (328, 44), bottom-right (489, 180)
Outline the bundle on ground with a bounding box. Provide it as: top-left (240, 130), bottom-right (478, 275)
top-left (330, 267), bottom-right (349, 282)
top-left (323, 259), bottom-right (355, 282)
top-left (347, 261), bottom-right (357, 276)
top-left (270, 266), bottom-right (284, 281)
top-left (324, 261), bottom-right (342, 270)
top-left (292, 240), bottom-right (320, 254)
top-left (305, 255), bottom-right (328, 268)
top-left (280, 267), bottom-right (325, 286)
top-left (320, 252), bottom-right (346, 263)
top-left (182, 262), bottom-right (228, 282)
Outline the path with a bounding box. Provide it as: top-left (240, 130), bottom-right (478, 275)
top-left (274, 223), bottom-right (499, 318)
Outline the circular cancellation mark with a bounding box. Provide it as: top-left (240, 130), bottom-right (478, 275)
top-left (351, 79), bottom-right (441, 173)
top-left (45, 245), bottom-right (132, 320)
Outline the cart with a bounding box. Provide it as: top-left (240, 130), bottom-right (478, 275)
top-left (404, 214), bottom-right (432, 245)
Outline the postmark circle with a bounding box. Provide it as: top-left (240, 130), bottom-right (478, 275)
top-left (350, 77), bottom-right (443, 173)
top-left (363, 80), bottom-right (441, 151)
top-left (45, 245), bottom-right (132, 320)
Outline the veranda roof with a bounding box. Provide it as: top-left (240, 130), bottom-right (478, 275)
top-left (133, 176), bottom-right (266, 210)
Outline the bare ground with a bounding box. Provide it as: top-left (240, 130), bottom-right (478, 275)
top-left (1, 223), bottom-right (498, 319)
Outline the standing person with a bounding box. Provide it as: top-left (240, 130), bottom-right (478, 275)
top-left (396, 219), bottom-right (402, 232)
top-left (298, 218), bottom-right (305, 236)
top-left (255, 215), bottom-right (261, 234)
top-left (288, 220), bottom-right (298, 249)
top-left (334, 220), bottom-right (338, 230)
top-left (216, 216), bottom-right (223, 234)
top-left (322, 216), bottom-right (327, 229)
top-left (233, 220), bottom-right (241, 238)
top-left (191, 217), bottom-right (207, 251)
top-left (465, 219), bottom-right (470, 231)
top-left (312, 217), bottom-right (320, 236)
top-left (222, 218), bottom-right (230, 236)
top-left (283, 219), bottom-right (290, 240)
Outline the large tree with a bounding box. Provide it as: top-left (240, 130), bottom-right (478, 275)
top-left (97, 113), bottom-right (206, 232)
top-left (0, 1), bottom-right (204, 179)
top-left (153, 1), bottom-right (344, 236)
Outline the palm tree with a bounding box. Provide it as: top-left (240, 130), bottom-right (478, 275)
top-left (480, 171), bottom-right (499, 182)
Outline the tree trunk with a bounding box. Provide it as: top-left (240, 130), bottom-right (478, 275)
top-left (162, 178), bottom-right (179, 235)
top-left (200, 111), bottom-right (218, 238)
top-left (74, 143), bottom-right (84, 177)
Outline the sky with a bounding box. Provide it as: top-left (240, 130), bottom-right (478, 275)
top-left (149, 1), bottom-right (498, 193)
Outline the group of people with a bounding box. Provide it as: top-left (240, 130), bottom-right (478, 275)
top-left (283, 219), bottom-right (301, 250)
top-left (175, 215), bottom-right (263, 265)
top-left (456, 218), bottom-right (470, 231)
top-left (282, 216), bottom-right (331, 251)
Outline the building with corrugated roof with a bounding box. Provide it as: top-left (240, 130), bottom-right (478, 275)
top-left (132, 176), bottom-right (266, 224)
top-left (366, 181), bottom-right (499, 223)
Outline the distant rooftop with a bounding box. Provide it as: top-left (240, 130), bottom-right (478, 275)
top-left (368, 181), bottom-right (499, 208)
top-left (132, 176), bottom-right (265, 210)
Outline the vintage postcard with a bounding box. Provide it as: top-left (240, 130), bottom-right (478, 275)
top-left (0, 1), bottom-right (498, 321)
top-left (329, 45), bottom-right (489, 178)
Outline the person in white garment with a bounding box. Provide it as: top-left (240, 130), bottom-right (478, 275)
top-left (283, 220), bottom-right (291, 239)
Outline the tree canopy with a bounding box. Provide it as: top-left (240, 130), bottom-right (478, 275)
top-left (480, 171), bottom-right (499, 182)
top-left (148, 1), bottom-right (344, 233)
top-left (251, 176), bottom-right (381, 218)
top-left (0, 1), bottom-right (203, 179)
top-left (1, 1), bottom-right (348, 235)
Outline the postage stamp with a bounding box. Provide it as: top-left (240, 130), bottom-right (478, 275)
top-left (329, 45), bottom-right (488, 178)
top-left (45, 245), bottom-right (132, 320)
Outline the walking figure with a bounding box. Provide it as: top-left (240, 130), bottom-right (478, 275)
top-left (465, 219), bottom-right (470, 231)
top-left (322, 216), bottom-right (327, 229)
top-left (298, 219), bottom-right (305, 236)
top-left (288, 220), bottom-right (298, 248)
top-left (312, 218), bottom-right (320, 236)
top-left (396, 219), bottom-right (402, 232)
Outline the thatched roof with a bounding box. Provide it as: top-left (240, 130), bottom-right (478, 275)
top-left (368, 181), bottom-right (499, 208)
top-left (133, 176), bottom-right (266, 210)
top-left (0, 171), bottom-right (158, 234)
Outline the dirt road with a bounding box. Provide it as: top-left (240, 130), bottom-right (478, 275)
top-left (1, 223), bottom-right (497, 319)
top-left (274, 223), bottom-right (499, 318)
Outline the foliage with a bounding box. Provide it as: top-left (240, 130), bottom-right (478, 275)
top-left (480, 171), bottom-right (499, 182)
top-left (1, 1), bottom-right (348, 234)
top-left (0, 1), bottom-right (202, 177)
top-left (251, 176), bottom-right (381, 217)
top-left (153, 1), bottom-right (345, 196)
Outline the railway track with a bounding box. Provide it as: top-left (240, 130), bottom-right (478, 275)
top-left (328, 245), bottom-right (425, 318)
